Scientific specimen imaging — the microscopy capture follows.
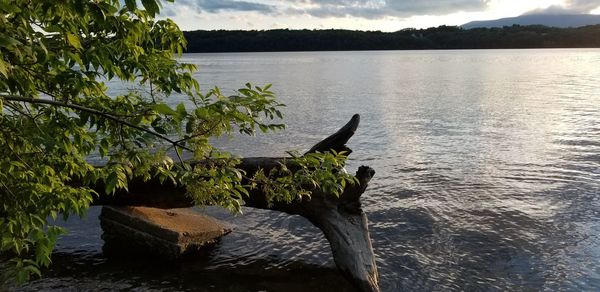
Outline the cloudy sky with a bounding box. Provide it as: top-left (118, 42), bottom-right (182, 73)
top-left (161, 0), bottom-right (600, 31)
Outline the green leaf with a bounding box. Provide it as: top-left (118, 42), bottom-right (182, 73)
top-left (66, 33), bottom-right (82, 49)
top-left (124, 0), bottom-right (137, 11)
top-left (105, 172), bottom-right (118, 195)
top-left (0, 35), bottom-right (21, 48)
top-left (176, 103), bottom-right (187, 116)
top-left (0, 2), bottom-right (21, 13)
top-left (141, 0), bottom-right (160, 17)
top-left (0, 59), bottom-right (8, 77)
top-left (152, 103), bottom-right (177, 115)
top-left (153, 126), bottom-right (167, 134)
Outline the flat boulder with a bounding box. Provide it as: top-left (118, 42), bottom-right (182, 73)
top-left (100, 206), bottom-right (231, 259)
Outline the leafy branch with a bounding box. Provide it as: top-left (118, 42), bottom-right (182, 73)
top-left (0, 94), bottom-right (193, 152)
top-left (0, 0), bottom-right (347, 284)
top-left (183, 151), bottom-right (358, 213)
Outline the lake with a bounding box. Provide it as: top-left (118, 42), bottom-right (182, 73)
top-left (14, 49), bottom-right (600, 291)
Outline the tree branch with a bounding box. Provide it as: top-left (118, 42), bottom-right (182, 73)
top-left (305, 114), bottom-right (360, 154)
top-left (0, 94), bottom-right (192, 152)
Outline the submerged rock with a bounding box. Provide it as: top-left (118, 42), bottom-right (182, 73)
top-left (100, 206), bottom-right (231, 259)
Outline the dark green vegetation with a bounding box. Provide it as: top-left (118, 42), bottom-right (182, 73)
top-left (184, 25), bottom-right (600, 52)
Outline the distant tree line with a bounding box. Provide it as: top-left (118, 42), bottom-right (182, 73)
top-left (183, 25), bottom-right (600, 52)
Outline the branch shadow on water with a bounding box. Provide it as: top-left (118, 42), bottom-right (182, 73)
top-left (13, 248), bottom-right (354, 292)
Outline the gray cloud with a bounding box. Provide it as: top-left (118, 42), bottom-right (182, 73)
top-left (173, 0), bottom-right (490, 19)
top-left (525, 0), bottom-right (600, 14)
top-left (161, 4), bottom-right (179, 17)
top-left (566, 0), bottom-right (600, 12)
top-left (287, 0), bottom-right (491, 19)
top-left (179, 0), bottom-right (275, 13)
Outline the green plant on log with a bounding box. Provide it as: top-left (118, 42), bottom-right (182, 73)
top-left (0, 0), bottom-right (356, 283)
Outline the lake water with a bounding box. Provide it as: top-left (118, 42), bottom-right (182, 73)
top-left (11, 49), bottom-right (600, 291)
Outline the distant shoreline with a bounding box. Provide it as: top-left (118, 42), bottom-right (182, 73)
top-left (183, 25), bottom-right (600, 53)
top-left (181, 47), bottom-right (600, 54)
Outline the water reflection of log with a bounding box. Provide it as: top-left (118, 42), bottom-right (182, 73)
top-left (91, 114), bottom-right (379, 292)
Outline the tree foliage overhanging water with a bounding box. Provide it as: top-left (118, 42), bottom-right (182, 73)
top-left (0, 0), bottom-right (355, 283)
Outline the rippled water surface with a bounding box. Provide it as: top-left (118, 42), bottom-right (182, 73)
top-left (10, 49), bottom-right (600, 291)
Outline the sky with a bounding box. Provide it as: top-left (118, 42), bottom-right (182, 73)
top-left (160, 0), bottom-right (600, 32)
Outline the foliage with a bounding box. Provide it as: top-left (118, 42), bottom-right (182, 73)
top-left (0, 0), bottom-right (354, 283)
top-left (182, 25), bottom-right (600, 52)
top-left (250, 151), bottom-right (357, 205)
top-left (184, 151), bottom-right (358, 211)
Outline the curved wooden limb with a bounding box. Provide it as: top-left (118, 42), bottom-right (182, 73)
top-left (305, 113), bottom-right (360, 154)
top-left (300, 166), bottom-right (379, 292)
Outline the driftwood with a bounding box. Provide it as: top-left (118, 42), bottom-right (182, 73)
top-left (91, 114), bottom-right (379, 292)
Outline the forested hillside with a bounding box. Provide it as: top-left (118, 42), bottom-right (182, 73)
top-left (183, 25), bottom-right (600, 52)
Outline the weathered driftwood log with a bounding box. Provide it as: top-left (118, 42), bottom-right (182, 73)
top-left (91, 114), bottom-right (380, 292)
